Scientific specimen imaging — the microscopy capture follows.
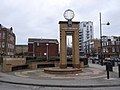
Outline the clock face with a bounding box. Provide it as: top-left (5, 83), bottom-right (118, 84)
top-left (64, 9), bottom-right (74, 20)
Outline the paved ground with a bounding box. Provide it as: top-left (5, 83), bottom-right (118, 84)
top-left (12, 66), bottom-right (106, 80)
top-left (0, 63), bottom-right (120, 89)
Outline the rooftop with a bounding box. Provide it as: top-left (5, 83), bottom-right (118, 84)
top-left (28, 38), bottom-right (59, 44)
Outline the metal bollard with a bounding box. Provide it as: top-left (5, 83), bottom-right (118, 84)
top-left (107, 69), bottom-right (109, 79)
top-left (118, 64), bottom-right (120, 78)
top-left (106, 64), bottom-right (109, 79)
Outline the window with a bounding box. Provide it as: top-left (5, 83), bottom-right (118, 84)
top-left (102, 41), bottom-right (106, 46)
top-left (90, 29), bottom-right (92, 31)
top-left (107, 41), bottom-right (111, 45)
top-left (2, 32), bottom-right (5, 39)
top-left (87, 26), bottom-right (89, 30)
top-left (108, 39), bottom-right (111, 41)
top-left (112, 47), bottom-right (115, 52)
top-left (103, 48), bottom-right (105, 52)
top-left (106, 48), bottom-right (108, 52)
top-left (8, 52), bottom-right (14, 55)
top-left (37, 42), bottom-right (40, 46)
top-left (2, 42), bottom-right (5, 48)
top-left (117, 47), bottom-right (119, 52)
top-left (112, 41), bottom-right (115, 45)
top-left (8, 43), bottom-right (14, 49)
top-left (116, 41), bottom-right (119, 45)
top-left (90, 26), bottom-right (92, 29)
top-left (0, 33), bottom-right (1, 39)
top-left (0, 42), bottom-right (1, 48)
top-left (83, 24), bottom-right (86, 27)
top-left (9, 35), bottom-right (14, 42)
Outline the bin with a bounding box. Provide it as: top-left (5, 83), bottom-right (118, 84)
top-left (106, 62), bottom-right (113, 72)
top-left (92, 60), bottom-right (95, 64)
top-left (111, 60), bottom-right (115, 66)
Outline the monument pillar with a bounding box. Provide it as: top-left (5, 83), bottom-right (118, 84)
top-left (72, 29), bottom-right (80, 68)
top-left (59, 9), bottom-right (80, 69)
top-left (60, 28), bottom-right (67, 68)
top-left (59, 21), bottom-right (80, 69)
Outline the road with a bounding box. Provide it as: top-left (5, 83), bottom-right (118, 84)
top-left (0, 82), bottom-right (120, 90)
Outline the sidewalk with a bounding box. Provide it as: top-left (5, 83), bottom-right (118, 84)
top-left (89, 63), bottom-right (119, 73)
top-left (0, 63), bottom-right (120, 88)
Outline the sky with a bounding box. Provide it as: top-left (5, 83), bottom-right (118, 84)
top-left (0, 0), bottom-right (120, 45)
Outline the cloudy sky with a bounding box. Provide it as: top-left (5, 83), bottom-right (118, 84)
top-left (0, 0), bottom-right (120, 44)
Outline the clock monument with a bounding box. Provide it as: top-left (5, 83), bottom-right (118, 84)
top-left (59, 9), bottom-right (80, 68)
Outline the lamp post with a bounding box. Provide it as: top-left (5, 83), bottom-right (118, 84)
top-left (46, 43), bottom-right (49, 61)
top-left (99, 12), bottom-right (110, 65)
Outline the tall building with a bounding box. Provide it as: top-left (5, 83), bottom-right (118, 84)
top-left (28, 38), bottom-right (59, 57)
top-left (79, 21), bottom-right (94, 55)
top-left (0, 24), bottom-right (16, 55)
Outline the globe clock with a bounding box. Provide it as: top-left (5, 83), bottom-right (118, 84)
top-left (63, 9), bottom-right (74, 21)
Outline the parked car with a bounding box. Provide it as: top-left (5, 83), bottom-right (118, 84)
top-left (88, 56), bottom-right (96, 63)
top-left (111, 57), bottom-right (120, 62)
top-left (104, 58), bottom-right (111, 61)
top-left (89, 57), bottom-right (95, 60)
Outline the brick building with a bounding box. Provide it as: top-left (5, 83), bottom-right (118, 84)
top-left (28, 38), bottom-right (59, 57)
top-left (90, 39), bottom-right (100, 56)
top-left (0, 24), bottom-right (16, 55)
top-left (100, 36), bottom-right (120, 58)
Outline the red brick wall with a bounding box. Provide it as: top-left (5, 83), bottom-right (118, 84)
top-left (48, 43), bottom-right (59, 56)
top-left (28, 43), bottom-right (33, 56)
top-left (28, 43), bottom-right (59, 57)
top-left (35, 43), bottom-right (46, 56)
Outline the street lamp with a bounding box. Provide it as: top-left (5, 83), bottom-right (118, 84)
top-left (99, 12), bottom-right (110, 66)
top-left (46, 43), bottom-right (49, 61)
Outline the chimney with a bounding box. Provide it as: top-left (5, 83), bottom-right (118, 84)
top-left (10, 27), bottom-right (13, 33)
top-left (0, 24), bottom-right (1, 29)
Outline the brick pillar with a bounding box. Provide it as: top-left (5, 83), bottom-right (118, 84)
top-left (60, 29), bottom-right (67, 69)
top-left (2, 64), bottom-right (12, 72)
top-left (28, 63), bottom-right (37, 70)
top-left (72, 30), bottom-right (80, 68)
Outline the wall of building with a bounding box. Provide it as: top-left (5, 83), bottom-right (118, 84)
top-left (28, 39), bottom-right (59, 57)
top-left (0, 24), bottom-right (16, 56)
top-left (79, 21), bottom-right (94, 52)
top-left (15, 45), bottom-right (28, 55)
top-left (89, 39), bottom-right (100, 57)
top-left (101, 36), bottom-right (120, 58)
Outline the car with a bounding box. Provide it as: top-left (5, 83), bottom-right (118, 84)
top-left (89, 57), bottom-right (95, 60)
top-left (88, 56), bottom-right (96, 63)
top-left (104, 58), bottom-right (111, 61)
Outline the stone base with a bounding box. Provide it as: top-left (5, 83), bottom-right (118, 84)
top-left (44, 67), bottom-right (82, 74)
top-left (59, 64), bottom-right (67, 69)
top-left (72, 64), bottom-right (80, 68)
top-left (80, 62), bottom-right (84, 68)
